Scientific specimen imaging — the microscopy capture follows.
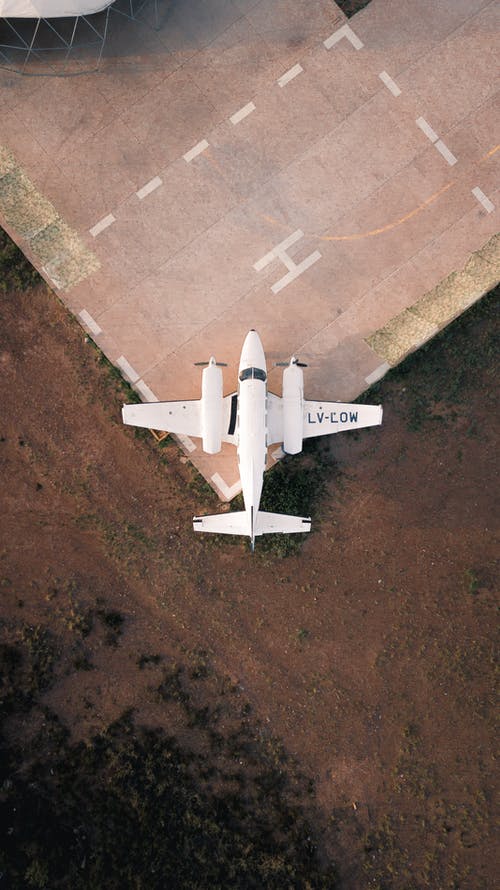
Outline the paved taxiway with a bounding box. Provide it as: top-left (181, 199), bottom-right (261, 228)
top-left (0, 0), bottom-right (498, 497)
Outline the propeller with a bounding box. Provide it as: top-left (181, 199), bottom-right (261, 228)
top-left (275, 356), bottom-right (308, 368)
top-left (194, 356), bottom-right (227, 367)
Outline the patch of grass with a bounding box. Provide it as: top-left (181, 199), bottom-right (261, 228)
top-left (465, 569), bottom-right (479, 596)
top-left (0, 626), bottom-right (58, 714)
top-left (392, 723), bottom-right (438, 800)
top-left (335, 0), bottom-right (372, 16)
top-left (364, 285), bottom-right (499, 431)
top-left (0, 704), bottom-right (336, 889)
top-left (229, 439), bottom-right (336, 557)
top-left (96, 609), bottom-right (124, 647)
top-left (0, 229), bottom-right (41, 293)
top-left (363, 814), bottom-right (411, 886)
top-left (73, 654), bottom-right (94, 672)
top-left (137, 653), bottom-right (162, 669)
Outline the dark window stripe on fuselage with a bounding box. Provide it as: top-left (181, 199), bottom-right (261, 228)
top-left (228, 393), bottom-right (238, 435)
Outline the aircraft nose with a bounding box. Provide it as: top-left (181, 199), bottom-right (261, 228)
top-left (240, 330), bottom-right (265, 370)
top-left (243, 329), bottom-right (259, 347)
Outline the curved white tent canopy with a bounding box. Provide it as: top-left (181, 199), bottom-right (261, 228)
top-left (0, 0), bottom-right (113, 16)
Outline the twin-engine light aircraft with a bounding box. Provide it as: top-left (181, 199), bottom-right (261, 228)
top-left (122, 330), bottom-right (382, 549)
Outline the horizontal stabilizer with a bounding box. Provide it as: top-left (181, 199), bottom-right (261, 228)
top-left (193, 511), bottom-right (249, 536)
top-left (255, 511), bottom-right (311, 535)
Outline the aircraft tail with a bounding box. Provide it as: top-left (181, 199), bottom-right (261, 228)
top-left (192, 509), bottom-right (311, 545)
top-left (255, 511), bottom-right (311, 535)
top-left (193, 511), bottom-right (250, 536)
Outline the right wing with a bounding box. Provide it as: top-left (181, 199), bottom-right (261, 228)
top-left (122, 400), bottom-right (201, 438)
top-left (303, 401), bottom-right (382, 438)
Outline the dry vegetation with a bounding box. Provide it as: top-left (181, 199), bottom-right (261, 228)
top-left (0, 227), bottom-right (498, 888)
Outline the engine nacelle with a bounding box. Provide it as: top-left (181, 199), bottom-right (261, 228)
top-left (201, 361), bottom-right (223, 453)
top-left (282, 363), bottom-right (304, 455)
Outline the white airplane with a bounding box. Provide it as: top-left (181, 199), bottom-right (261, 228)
top-left (122, 330), bottom-right (382, 549)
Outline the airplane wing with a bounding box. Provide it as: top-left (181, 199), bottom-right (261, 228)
top-left (303, 400), bottom-right (383, 438)
top-left (267, 392), bottom-right (283, 446)
top-left (122, 400), bottom-right (201, 437)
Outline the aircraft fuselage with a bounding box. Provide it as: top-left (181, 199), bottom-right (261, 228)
top-left (236, 330), bottom-right (268, 543)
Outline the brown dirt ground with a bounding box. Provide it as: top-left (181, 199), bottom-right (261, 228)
top-left (0, 278), bottom-right (498, 888)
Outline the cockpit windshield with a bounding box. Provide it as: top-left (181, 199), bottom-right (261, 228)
top-left (239, 367), bottom-right (267, 383)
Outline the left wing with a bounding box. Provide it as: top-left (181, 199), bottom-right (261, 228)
top-left (122, 400), bottom-right (201, 437)
top-left (303, 400), bottom-right (382, 438)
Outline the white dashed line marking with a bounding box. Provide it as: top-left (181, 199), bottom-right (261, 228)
top-left (471, 186), bottom-right (495, 213)
top-left (365, 362), bottom-right (390, 386)
top-left (116, 355), bottom-right (140, 384)
top-left (379, 71), bottom-right (401, 97)
top-left (413, 327), bottom-right (439, 350)
top-left (277, 63), bottom-right (303, 87)
top-left (230, 102), bottom-right (256, 125)
top-left (416, 118), bottom-right (458, 165)
top-left (41, 266), bottom-right (64, 289)
top-left (434, 139), bottom-right (457, 166)
top-left (416, 116), bottom-right (439, 143)
top-left (183, 139), bottom-right (209, 163)
top-left (134, 379), bottom-right (159, 402)
top-left (136, 176), bottom-right (162, 200)
top-left (177, 434), bottom-right (197, 453)
top-left (79, 309), bottom-right (102, 336)
top-left (89, 213), bottom-right (116, 237)
top-left (324, 23), bottom-right (364, 51)
top-left (211, 473), bottom-right (242, 500)
top-left (254, 229), bottom-right (321, 294)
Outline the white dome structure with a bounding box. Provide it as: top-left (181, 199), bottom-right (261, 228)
top-left (0, 0), bottom-right (158, 74)
top-left (0, 0), bottom-right (113, 16)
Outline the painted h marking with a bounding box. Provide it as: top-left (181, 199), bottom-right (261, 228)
top-left (253, 229), bottom-right (321, 294)
top-left (472, 186), bottom-right (495, 213)
top-left (324, 23), bottom-right (364, 51)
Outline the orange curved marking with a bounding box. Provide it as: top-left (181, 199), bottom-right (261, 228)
top-left (480, 143), bottom-right (500, 161)
top-left (259, 139), bottom-right (498, 243)
top-left (317, 181), bottom-right (455, 242)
